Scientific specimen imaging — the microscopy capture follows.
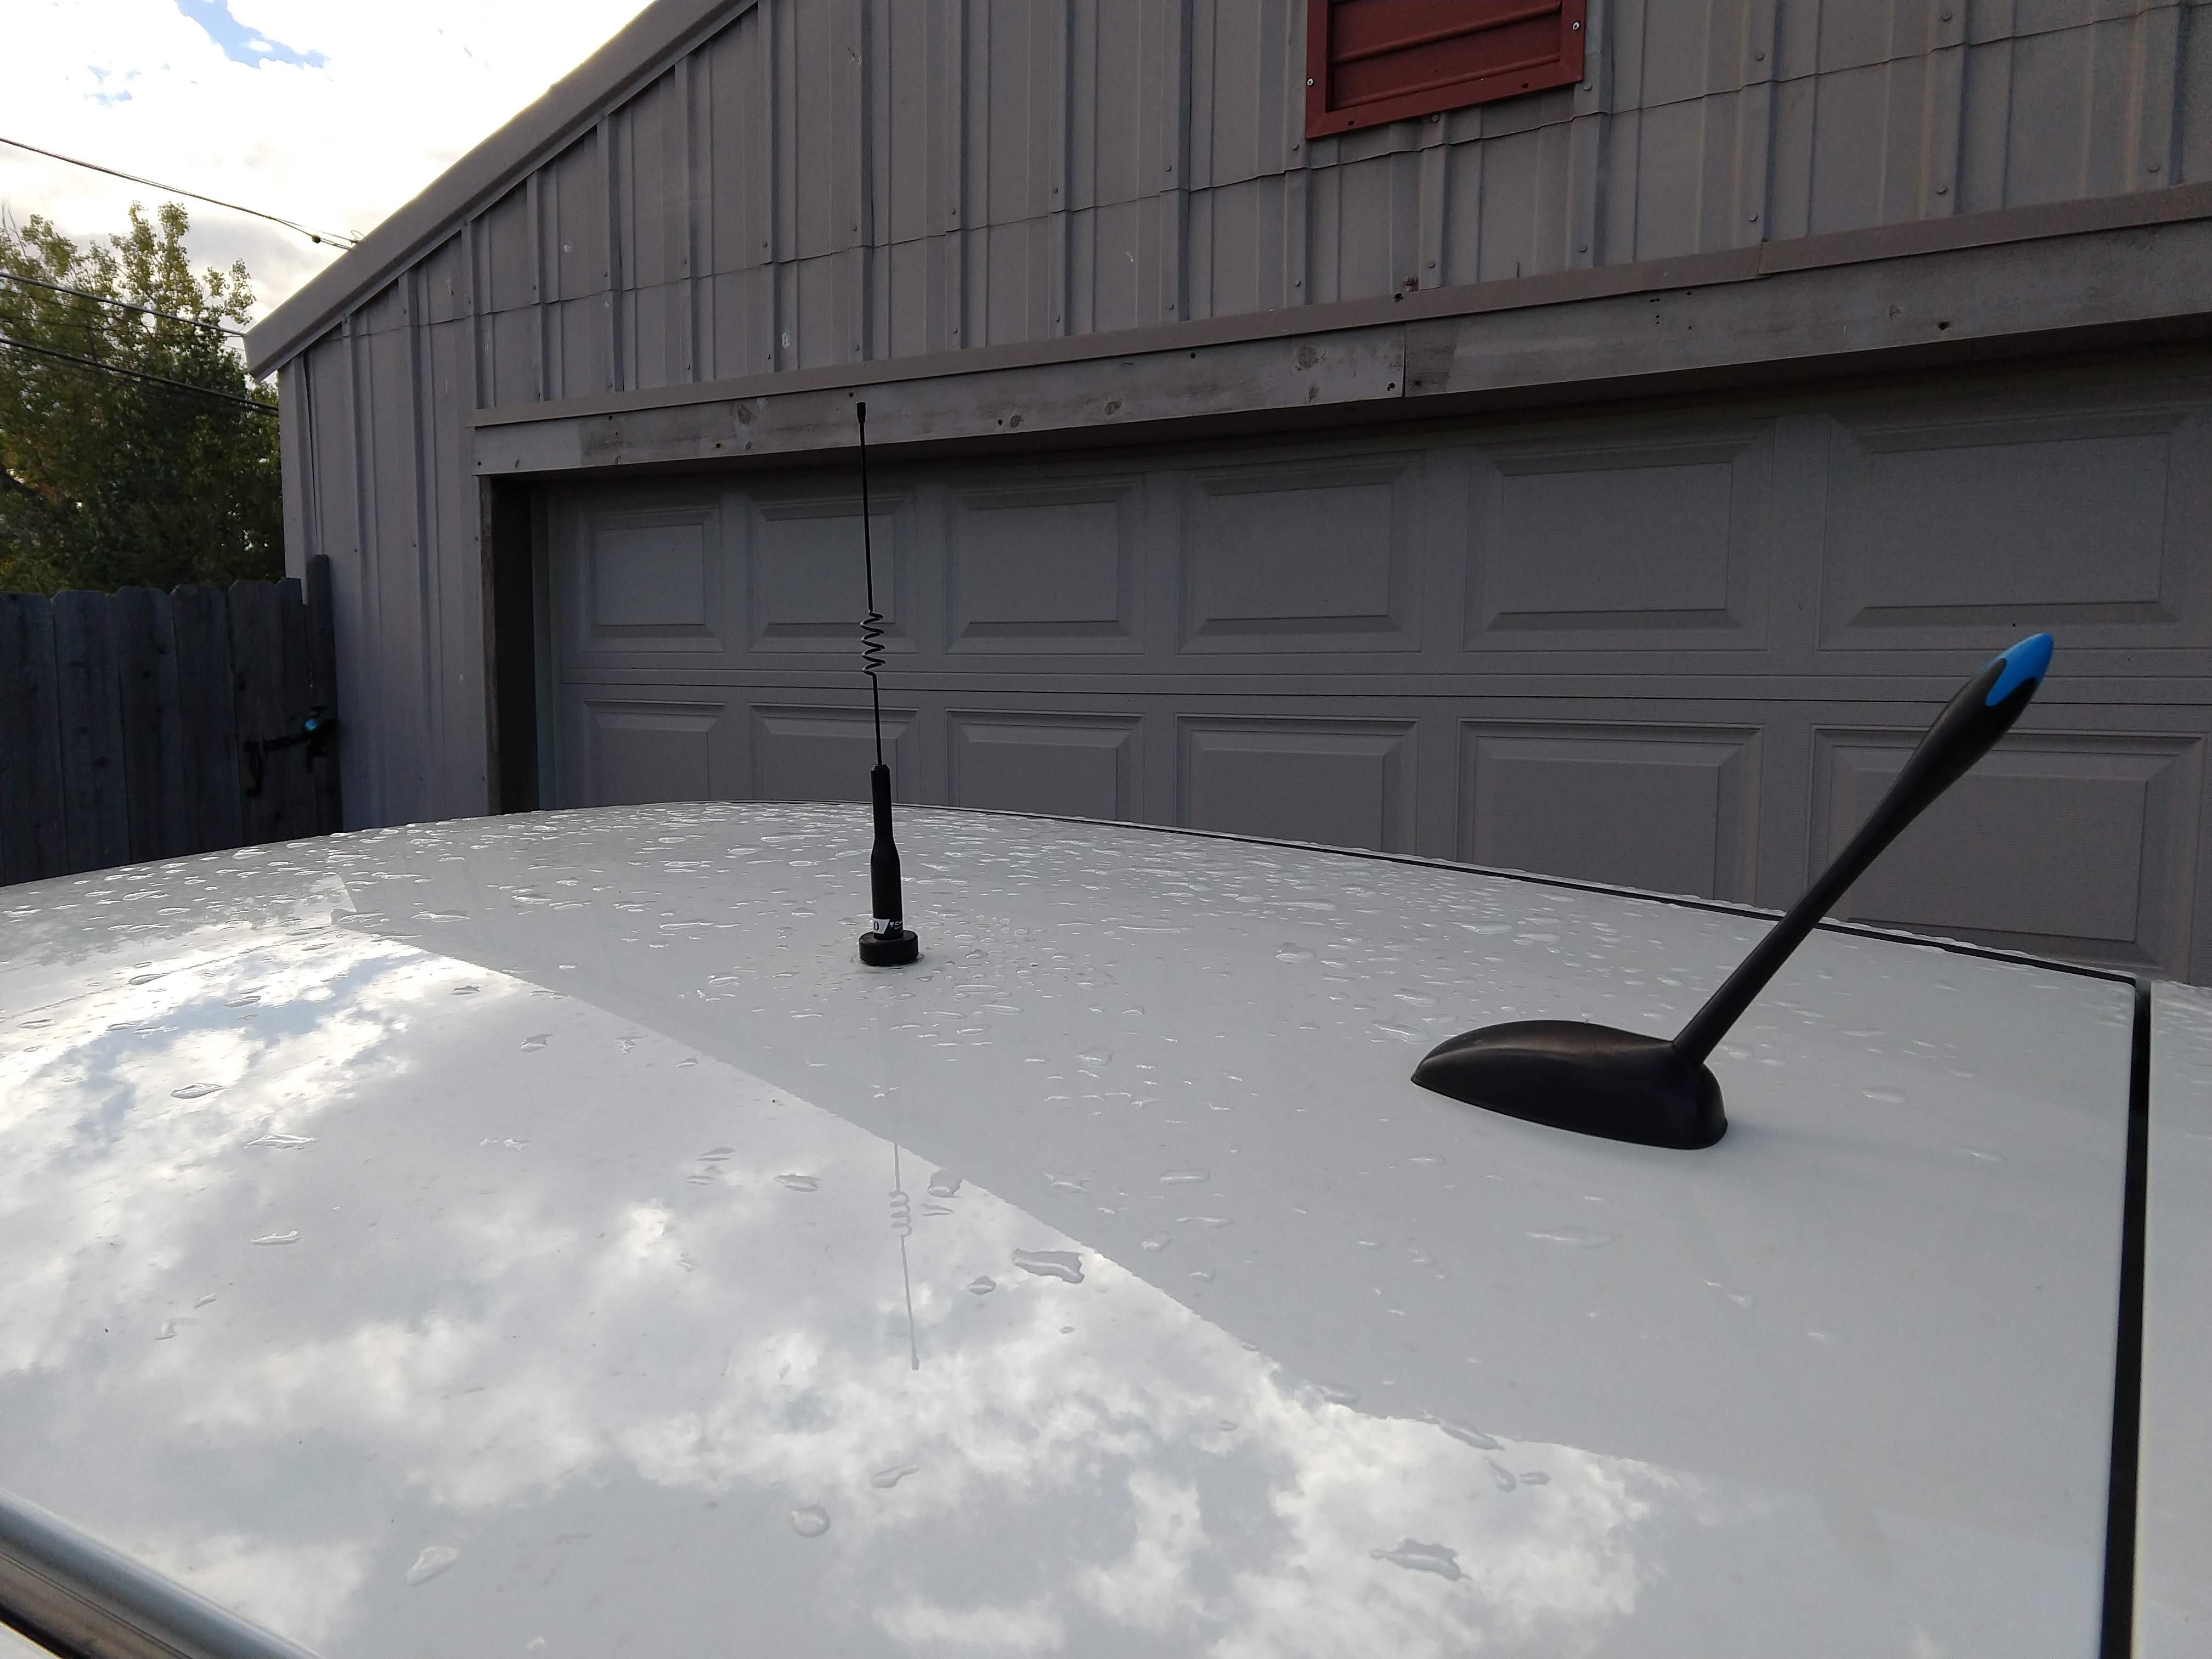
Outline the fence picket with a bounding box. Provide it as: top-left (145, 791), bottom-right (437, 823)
top-left (274, 575), bottom-right (318, 840)
top-left (52, 590), bottom-right (133, 874)
top-left (304, 554), bottom-right (342, 835)
top-left (170, 584), bottom-right (243, 856)
top-left (111, 587), bottom-right (191, 865)
top-left (229, 581), bottom-right (285, 848)
top-left (0, 594), bottom-right (68, 884)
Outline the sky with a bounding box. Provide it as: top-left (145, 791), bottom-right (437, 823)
top-left (5, 0), bottom-right (658, 325)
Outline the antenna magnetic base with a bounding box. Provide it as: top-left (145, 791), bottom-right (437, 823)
top-left (859, 927), bottom-right (919, 968)
top-left (1413, 1020), bottom-right (1726, 1149)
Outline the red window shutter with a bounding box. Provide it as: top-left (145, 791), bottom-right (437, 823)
top-left (1305, 0), bottom-right (1588, 138)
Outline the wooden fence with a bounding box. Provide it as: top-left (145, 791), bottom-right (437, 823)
top-left (0, 556), bottom-right (340, 887)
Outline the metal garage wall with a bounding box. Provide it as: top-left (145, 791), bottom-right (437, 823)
top-left (544, 347), bottom-right (2212, 981)
top-left (268, 0), bottom-right (2212, 833)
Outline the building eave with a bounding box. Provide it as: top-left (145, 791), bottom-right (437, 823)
top-left (242, 0), bottom-right (759, 377)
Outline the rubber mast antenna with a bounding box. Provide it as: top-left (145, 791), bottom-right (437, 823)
top-left (1412, 633), bottom-right (2056, 1148)
top-left (855, 402), bottom-right (919, 968)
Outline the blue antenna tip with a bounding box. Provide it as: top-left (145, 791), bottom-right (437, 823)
top-left (1984, 631), bottom-right (2053, 706)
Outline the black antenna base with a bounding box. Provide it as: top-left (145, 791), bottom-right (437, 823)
top-left (1412, 1022), bottom-right (1724, 1150)
top-left (859, 926), bottom-right (919, 968)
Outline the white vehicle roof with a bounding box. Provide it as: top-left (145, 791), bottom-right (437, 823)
top-left (0, 804), bottom-right (2154, 1657)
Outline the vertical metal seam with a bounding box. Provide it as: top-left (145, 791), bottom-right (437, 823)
top-left (600, 113), bottom-right (625, 392)
top-left (680, 52), bottom-right (699, 382)
top-left (405, 267), bottom-right (441, 816)
top-left (948, 0), bottom-right (968, 348)
top-left (1160, 0), bottom-right (1194, 323)
top-left (2125, 2), bottom-right (2185, 191)
top-left (343, 312), bottom-right (380, 825)
top-left (853, 0), bottom-right (874, 362)
top-left (526, 173), bottom-right (547, 402)
top-left (462, 216), bottom-right (485, 409)
top-left (1923, 0), bottom-right (1966, 217)
top-left (1734, 0), bottom-right (1779, 246)
top-left (1050, 0), bottom-right (1073, 334)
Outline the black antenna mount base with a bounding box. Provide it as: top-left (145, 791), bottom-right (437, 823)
top-left (859, 926), bottom-right (919, 968)
top-left (1413, 1022), bottom-right (1724, 1149)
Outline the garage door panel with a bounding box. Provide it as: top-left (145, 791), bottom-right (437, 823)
top-left (950, 713), bottom-right (1141, 819)
top-left (1459, 722), bottom-right (1762, 901)
top-left (1178, 456), bottom-right (1420, 653)
top-left (1465, 429), bottom-right (1773, 650)
top-left (947, 479), bottom-right (1142, 653)
top-left (1814, 726), bottom-right (2203, 973)
top-left (563, 693), bottom-right (738, 807)
top-left (1821, 403), bottom-right (2205, 648)
top-left (1179, 716), bottom-right (1418, 851)
top-left (753, 705), bottom-right (918, 803)
top-left (751, 494), bottom-right (912, 654)
top-left (545, 360), bottom-right (2212, 979)
top-left (560, 498), bottom-right (731, 661)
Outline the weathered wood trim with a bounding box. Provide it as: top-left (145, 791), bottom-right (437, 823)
top-left (473, 212), bottom-right (2212, 477)
top-left (473, 180), bottom-right (2212, 433)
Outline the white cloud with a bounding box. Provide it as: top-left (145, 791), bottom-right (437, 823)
top-left (3, 0), bottom-right (656, 320)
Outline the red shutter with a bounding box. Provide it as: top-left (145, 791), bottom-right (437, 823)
top-left (1305, 0), bottom-right (1588, 138)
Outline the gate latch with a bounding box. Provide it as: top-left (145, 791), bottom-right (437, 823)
top-left (242, 709), bottom-right (336, 797)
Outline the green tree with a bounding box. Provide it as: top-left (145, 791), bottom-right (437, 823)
top-left (0, 201), bottom-right (280, 594)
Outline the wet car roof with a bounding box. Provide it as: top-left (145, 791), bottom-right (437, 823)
top-left (0, 803), bottom-right (2139, 1657)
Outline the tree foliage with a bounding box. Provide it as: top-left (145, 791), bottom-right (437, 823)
top-left (0, 202), bottom-right (281, 594)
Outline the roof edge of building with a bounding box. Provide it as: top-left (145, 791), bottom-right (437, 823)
top-left (244, 0), bottom-right (757, 377)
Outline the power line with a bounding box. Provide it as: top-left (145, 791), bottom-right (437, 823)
top-left (0, 270), bottom-right (246, 339)
top-left (0, 335), bottom-right (276, 415)
top-left (0, 135), bottom-right (359, 249)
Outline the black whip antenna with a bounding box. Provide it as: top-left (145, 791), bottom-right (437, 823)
top-left (855, 403), bottom-right (919, 967)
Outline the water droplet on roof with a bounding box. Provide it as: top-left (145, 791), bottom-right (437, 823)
top-left (405, 1545), bottom-right (459, 1585)
top-left (775, 1173), bottom-right (819, 1192)
top-left (1012, 1249), bottom-right (1084, 1283)
top-left (171, 1082), bottom-right (221, 1100)
top-left (870, 1464), bottom-right (919, 1489)
top-left (1524, 1227), bottom-right (1618, 1247)
top-left (1370, 1539), bottom-right (1463, 1581)
top-left (1159, 1170), bottom-right (1208, 1184)
top-left (967, 1276), bottom-right (996, 1295)
top-left (251, 1231), bottom-right (301, 1246)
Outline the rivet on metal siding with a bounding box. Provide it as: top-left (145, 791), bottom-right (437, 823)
top-left (1306, 77), bottom-right (1314, 86)
top-left (1571, 19), bottom-right (1580, 27)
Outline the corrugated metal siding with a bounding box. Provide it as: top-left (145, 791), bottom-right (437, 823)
top-left (282, 0), bottom-right (2212, 827)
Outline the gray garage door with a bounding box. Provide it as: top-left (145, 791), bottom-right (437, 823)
top-left (544, 349), bottom-right (2212, 981)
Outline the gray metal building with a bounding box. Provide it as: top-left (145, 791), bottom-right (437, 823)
top-left (246, 0), bottom-right (2212, 979)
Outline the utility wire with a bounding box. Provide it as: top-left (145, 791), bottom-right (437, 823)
top-left (0, 135), bottom-right (359, 249)
top-left (0, 269), bottom-right (246, 339)
top-left (0, 335), bottom-right (276, 415)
